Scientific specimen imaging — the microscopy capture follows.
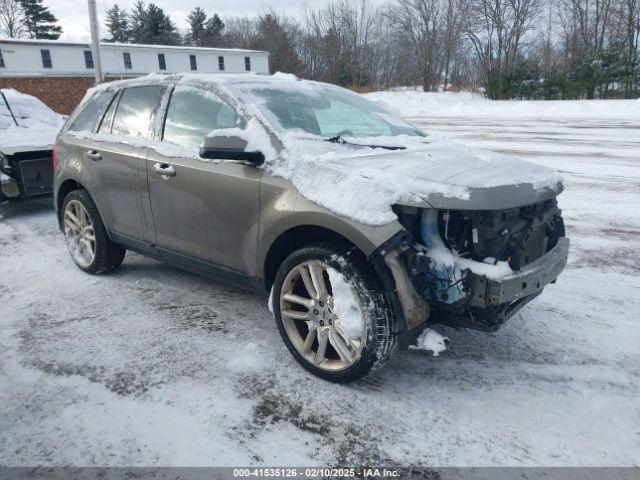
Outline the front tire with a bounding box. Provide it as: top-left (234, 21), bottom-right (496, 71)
top-left (272, 242), bottom-right (396, 383)
top-left (61, 189), bottom-right (125, 274)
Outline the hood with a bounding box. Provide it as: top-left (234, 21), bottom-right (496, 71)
top-left (328, 141), bottom-right (564, 210)
top-left (273, 137), bottom-right (564, 226)
top-left (0, 127), bottom-right (58, 155)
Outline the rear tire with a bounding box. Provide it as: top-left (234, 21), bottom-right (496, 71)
top-left (272, 242), bottom-right (396, 383)
top-left (61, 189), bottom-right (125, 274)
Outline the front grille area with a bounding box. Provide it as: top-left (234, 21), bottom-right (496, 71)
top-left (440, 199), bottom-right (564, 270)
top-left (8, 151), bottom-right (54, 196)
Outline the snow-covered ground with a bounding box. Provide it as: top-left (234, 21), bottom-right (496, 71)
top-left (1, 92), bottom-right (639, 467)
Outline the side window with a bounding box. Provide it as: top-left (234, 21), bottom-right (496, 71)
top-left (218, 56), bottom-right (225, 71)
top-left (68, 90), bottom-right (115, 132)
top-left (123, 52), bottom-right (132, 70)
top-left (111, 86), bottom-right (164, 139)
top-left (98, 91), bottom-right (120, 133)
top-left (163, 87), bottom-right (243, 150)
top-left (0, 50), bottom-right (5, 68)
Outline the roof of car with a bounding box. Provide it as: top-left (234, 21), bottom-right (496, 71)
top-left (96, 72), bottom-right (302, 90)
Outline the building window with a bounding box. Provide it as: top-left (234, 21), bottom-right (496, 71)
top-left (123, 52), bottom-right (132, 69)
top-left (158, 53), bottom-right (166, 70)
top-left (41, 49), bottom-right (52, 69)
top-left (218, 56), bottom-right (225, 71)
top-left (84, 50), bottom-right (94, 69)
top-left (244, 56), bottom-right (251, 71)
top-left (0, 50), bottom-right (4, 68)
top-left (189, 54), bottom-right (197, 71)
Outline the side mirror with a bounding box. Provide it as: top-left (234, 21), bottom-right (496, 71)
top-left (199, 134), bottom-right (264, 165)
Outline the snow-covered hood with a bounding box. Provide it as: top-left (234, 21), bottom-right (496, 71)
top-left (0, 126), bottom-right (58, 155)
top-left (271, 137), bottom-right (563, 225)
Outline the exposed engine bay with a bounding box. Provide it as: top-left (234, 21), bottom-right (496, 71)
top-left (380, 199), bottom-right (568, 333)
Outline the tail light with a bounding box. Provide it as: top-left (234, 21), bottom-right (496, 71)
top-left (52, 145), bottom-right (58, 172)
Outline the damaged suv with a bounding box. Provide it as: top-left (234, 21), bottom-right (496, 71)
top-left (54, 74), bottom-right (569, 382)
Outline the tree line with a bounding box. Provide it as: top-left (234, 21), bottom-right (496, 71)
top-left (0, 0), bottom-right (62, 39)
top-left (1, 0), bottom-right (638, 99)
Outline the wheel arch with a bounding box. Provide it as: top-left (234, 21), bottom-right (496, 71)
top-left (262, 225), bottom-right (368, 291)
top-left (56, 179), bottom-right (109, 240)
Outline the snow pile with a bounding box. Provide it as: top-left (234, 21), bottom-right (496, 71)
top-left (326, 267), bottom-right (365, 340)
top-left (204, 118), bottom-right (278, 160)
top-left (365, 90), bottom-right (640, 120)
top-left (409, 328), bottom-right (449, 356)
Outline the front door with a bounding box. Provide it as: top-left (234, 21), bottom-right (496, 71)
top-left (146, 85), bottom-right (262, 276)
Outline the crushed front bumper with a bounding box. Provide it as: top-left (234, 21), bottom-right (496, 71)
top-left (469, 237), bottom-right (570, 308)
top-left (374, 232), bottom-right (570, 336)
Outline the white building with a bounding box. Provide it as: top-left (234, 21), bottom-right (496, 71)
top-left (0, 38), bottom-right (270, 77)
top-left (0, 38), bottom-right (270, 113)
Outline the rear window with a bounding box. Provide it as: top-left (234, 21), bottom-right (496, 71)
top-left (69, 91), bottom-right (115, 132)
top-left (111, 86), bottom-right (164, 139)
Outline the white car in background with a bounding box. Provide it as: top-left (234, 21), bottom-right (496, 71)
top-left (0, 89), bottom-right (64, 200)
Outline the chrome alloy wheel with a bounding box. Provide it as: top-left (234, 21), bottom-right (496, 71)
top-left (63, 199), bottom-right (96, 268)
top-left (279, 260), bottom-right (365, 371)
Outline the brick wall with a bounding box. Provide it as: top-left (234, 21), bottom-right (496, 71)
top-left (0, 76), bottom-right (123, 115)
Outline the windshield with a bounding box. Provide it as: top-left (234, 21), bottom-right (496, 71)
top-left (0, 88), bottom-right (63, 130)
top-left (232, 82), bottom-right (425, 139)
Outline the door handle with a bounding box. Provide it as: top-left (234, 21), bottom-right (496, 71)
top-left (85, 150), bottom-right (102, 161)
top-left (153, 162), bottom-right (176, 177)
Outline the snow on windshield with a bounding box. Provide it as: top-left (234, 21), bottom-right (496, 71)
top-left (0, 89), bottom-right (64, 130)
top-left (225, 79), bottom-right (424, 139)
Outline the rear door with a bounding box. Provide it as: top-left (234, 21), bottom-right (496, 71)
top-left (146, 85), bottom-right (262, 276)
top-left (91, 85), bottom-right (166, 243)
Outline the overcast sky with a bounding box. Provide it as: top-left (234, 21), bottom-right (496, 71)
top-left (48, 0), bottom-right (340, 42)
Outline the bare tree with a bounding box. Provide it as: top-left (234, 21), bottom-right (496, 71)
top-left (619, 0), bottom-right (640, 64)
top-left (559, 0), bottom-right (617, 55)
top-left (0, 0), bottom-right (25, 38)
top-left (465, 0), bottom-right (542, 86)
top-left (388, 0), bottom-right (447, 91)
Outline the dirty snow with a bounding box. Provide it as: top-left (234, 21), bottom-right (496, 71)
top-left (1, 92), bottom-right (640, 467)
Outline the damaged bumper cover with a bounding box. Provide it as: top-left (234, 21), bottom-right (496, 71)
top-left (372, 231), bottom-right (570, 335)
top-left (470, 237), bottom-right (569, 308)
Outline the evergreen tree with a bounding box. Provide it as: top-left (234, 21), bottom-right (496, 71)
top-left (128, 0), bottom-right (147, 43)
top-left (19, 0), bottom-right (62, 39)
top-left (203, 14), bottom-right (224, 46)
top-left (129, 1), bottom-right (180, 45)
top-left (105, 4), bottom-right (129, 43)
top-left (187, 6), bottom-right (207, 46)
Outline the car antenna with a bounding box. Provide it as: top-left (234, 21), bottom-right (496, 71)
top-left (0, 90), bottom-right (19, 127)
